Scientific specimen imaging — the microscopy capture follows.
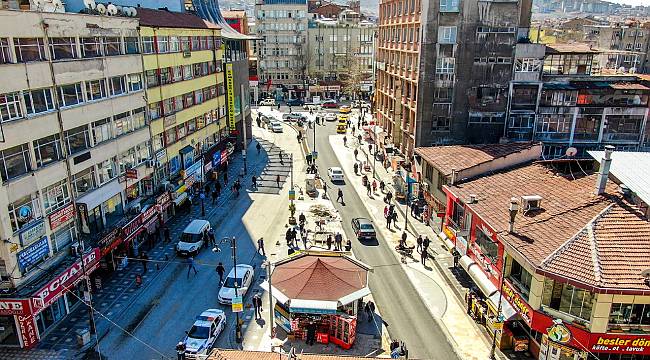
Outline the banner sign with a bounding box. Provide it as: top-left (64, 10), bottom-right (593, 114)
top-left (501, 280), bottom-right (533, 324)
top-left (0, 299), bottom-right (30, 316)
top-left (226, 63), bottom-right (236, 131)
top-left (49, 203), bottom-right (75, 231)
top-left (17, 237), bottom-right (49, 273)
top-left (19, 220), bottom-right (45, 247)
top-left (18, 314), bottom-right (37, 349)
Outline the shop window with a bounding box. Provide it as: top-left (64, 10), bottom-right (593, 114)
top-left (609, 303), bottom-right (650, 327)
top-left (0, 92), bottom-right (23, 122)
top-left (86, 204), bottom-right (104, 233)
top-left (81, 37), bottom-right (102, 58)
top-left (541, 278), bottom-right (594, 322)
top-left (85, 79), bottom-right (107, 101)
top-left (58, 83), bottom-right (84, 107)
top-left (49, 37), bottom-right (77, 60)
top-left (102, 193), bottom-right (123, 228)
top-left (7, 193), bottom-right (42, 232)
top-left (33, 133), bottom-right (63, 168)
top-left (103, 37), bottom-right (122, 56)
top-left (124, 37), bottom-right (139, 54)
top-left (0, 315), bottom-right (20, 345)
top-left (508, 259), bottom-right (532, 300)
top-left (0, 143), bottom-right (32, 182)
top-left (14, 38), bottom-right (46, 62)
top-left (65, 125), bottom-right (90, 154)
top-left (24, 88), bottom-right (54, 115)
top-left (71, 167), bottom-right (96, 196)
top-left (475, 228), bottom-right (498, 263)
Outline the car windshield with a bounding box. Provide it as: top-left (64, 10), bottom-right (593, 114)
top-left (223, 277), bottom-right (243, 288)
top-left (180, 232), bottom-right (200, 243)
top-left (188, 325), bottom-right (210, 339)
top-left (333, 170), bottom-right (342, 175)
top-left (360, 223), bottom-right (374, 230)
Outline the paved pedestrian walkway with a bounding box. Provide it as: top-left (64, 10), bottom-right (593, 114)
top-left (330, 132), bottom-right (501, 360)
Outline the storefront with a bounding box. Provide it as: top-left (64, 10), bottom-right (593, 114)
top-left (155, 191), bottom-right (172, 224)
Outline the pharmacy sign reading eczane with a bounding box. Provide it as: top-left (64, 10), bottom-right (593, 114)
top-left (226, 63), bottom-right (236, 131)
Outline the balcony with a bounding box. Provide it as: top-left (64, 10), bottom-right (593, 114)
top-left (534, 131), bottom-right (571, 141)
top-left (602, 132), bottom-right (641, 142)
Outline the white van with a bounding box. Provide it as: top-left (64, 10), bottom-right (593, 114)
top-left (176, 219), bottom-right (211, 256)
top-left (259, 98), bottom-right (276, 106)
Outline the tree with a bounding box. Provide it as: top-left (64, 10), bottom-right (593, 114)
top-left (340, 54), bottom-right (366, 101)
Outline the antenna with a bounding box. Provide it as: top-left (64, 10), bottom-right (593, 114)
top-left (96, 3), bottom-right (106, 14)
top-left (107, 4), bottom-right (118, 15)
top-left (83, 0), bottom-right (96, 9)
top-left (565, 147), bottom-right (577, 157)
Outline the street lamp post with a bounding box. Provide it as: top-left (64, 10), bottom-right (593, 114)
top-left (404, 183), bottom-right (410, 231)
top-left (221, 236), bottom-right (242, 343)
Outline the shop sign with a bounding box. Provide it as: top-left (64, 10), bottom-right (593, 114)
top-left (501, 281), bottom-right (533, 324)
top-left (17, 314), bottom-right (37, 349)
top-left (204, 161), bottom-right (213, 174)
top-left (98, 227), bottom-right (120, 250)
top-left (156, 192), bottom-right (171, 207)
top-left (185, 161), bottom-right (202, 180)
top-left (155, 149), bottom-right (167, 163)
top-left (212, 151), bottom-right (222, 167)
top-left (455, 235), bottom-right (468, 256)
top-left (231, 296), bottom-right (243, 313)
top-left (547, 321), bottom-right (572, 344)
top-left (163, 114), bottom-right (177, 129)
top-left (443, 225), bottom-right (456, 242)
top-left (122, 215), bottom-right (143, 239)
top-left (0, 299), bottom-right (30, 315)
top-left (221, 149), bottom-right (229, 164)
top-left (17, 237), bottom-right (49, 273)
top-left (32, 248), bottom-right (100, 312)
top-left (19, 220), bottom-right (45, 246)
top-left (226, 63), bottom-right (236, 131)
top-left (48, 203), bottom-right (75, 231)
top-left (126, 169), bottom-right (138, 180)
top-left (141, 205), bottom-right (157, 223)
top-left (591, 335), bottom-right (650, 355)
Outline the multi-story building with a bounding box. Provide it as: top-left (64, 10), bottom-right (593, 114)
top-left (441, 150), bottom-right (650, 360)
top-left (0, 9), bottom-right (149, 348)
top-left (505, 43), bottom-right (650, 159)
top-left (255, 0), bottom-right (309, 100)
top-left (306, 11), bottom-right (376, 100)
top-left (375, 0), bottom-right (533, 158)
top-left (583, 21), bottom-right (650, 73)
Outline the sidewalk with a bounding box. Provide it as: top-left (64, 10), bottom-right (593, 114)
top-left (330, 133), bottom-right (497, 360)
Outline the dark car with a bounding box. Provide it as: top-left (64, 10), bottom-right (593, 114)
top-left (286, 98), bottom-right (304, 106)
top-left (321, 100), bottom-right (338, 108)
top-left (351, 218), bottom-right (376, 240)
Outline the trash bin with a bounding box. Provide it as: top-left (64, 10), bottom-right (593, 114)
top-left (76, 328), bottom-right (91, 347)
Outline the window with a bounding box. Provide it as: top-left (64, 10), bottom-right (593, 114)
top-left (125, 37), bottom-right (139, 54)
top-left (177, 123), bottom-right (187, 139)
top-left (542, 278), bottom-right (594, 321)
top-left (145, 70), bottom-right (159, 88)
top-left (142, 36), bottom-right (154, 54)
top-left (103, 37), bottom-right (121, 56)
top-left (132, 107), bottom-right (146, 129)
top-left (515, 58), bottom-right (542, 72)
top-left (7, 194), bottom-right (41, 232)
top-left (148, 102), bottom-right (161, 120)
top-left (58, 83), bottom-right (84, 107)
top-left (200, 36), bottom-right (209, 50)
top-left (114, 112), bottom-right (132, 136)
top-left (135, 142), bottom-right (150, 164)
top-left (436, 57), bottom-right (455, 73)
top-left (0, 92), bottom-right (23, 122)
top-left (191, 36), bottom-right (200, 50)
top-left (183, 64), bottom-right (193, 80)
top-left (184, 92), bottom-right (194, 108)
top-left (0, 38), bottom-right (11, 64)
top-left (440, 0), bottom-right (459, 12)
top-left (92, 118), bottom-right (112, 144)
top-left (85, 79), bottom-right (107, 101)
top-left (174, 95), bottom-right (183, 111)
top-left (165, 127), bottom-right (177, 145)
top-left (128, 73), bottom-right (142, 92)
top-left (609, 303), bottom-right (650, 327)
top-left (33, 134), bottom-right (62, 168)
top-left (475, 228), bottom-right (498, 263)
top-left (172, 66), bottom-right (183, 82)
top-left (119, 147), bottom-right (137, 173)
top-left (169, 36), bottom-right (181, 52)
top-left (163, 98), bottom-right (174, 115)
top-left (438, 26), bottom-right (457, 44)
top-left (14, 38), bottom-right (46, 62)
top-left (81, 37), bottom-right (102, 58)
top-left (65, 125), bottom-right (90, 154)
top-left (508, 259), bottom-right (532, 300)
top-left (0, 144), bottom-right (32, 181)
top-left (160, 68), bottom-right (171, 85)
top-left (51, 222), bottom-right (76, 253)
top-left (49, 37), bottom-right (77, 60)
top-left (109, 76), bottom-right (126, 96)
top-left (71, 167), bottom-right (96, 196)
top-left (97, 157), bottom-right (117, 185)
top-left (181, 37), bottom-right (190, 52)
top-left (24, 88), bottom-right (54, 115)
top-left (42, 179), bottom-right (70, 214)
top-left (156, 36), bottom-right (169, 53)
top-left (195, 89), bottom-right (204, 104)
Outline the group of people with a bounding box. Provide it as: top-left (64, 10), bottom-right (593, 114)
top-left (384, 204), bottom-right (399, 230)
top-left (325, 232), bottom-right (350, 251)
top-left (285, 224), bottom-right (309, 250)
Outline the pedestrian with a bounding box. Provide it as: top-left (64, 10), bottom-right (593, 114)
top-left (386, 211), bottom-right (392, 230)
top-left (216, 262), bottom-right (225, 285)
top-left (417, 235), bottom-right (423, 254)
top-left (140, 252), bottom-right (149, 273)
top-left (164, 226), bottom-right (171, 243)
top-left (372, 180), bottom-right (378, 194)
top-left (299, 212), bottom-right (306, 227)
top-left (400, 232), bottom-right (407, 248)
top-left (291, 227), bottom-right (298, 247)
top-left (208, 228), bottom-right (216, 247)
top-left (357, 134), bottom-right (362, 144)
top-left (354, 148), bottom-right (359, 159)
top-left (301, 229), bottom-right (308, 249)
top-left (258, 237), bottom-right (266, 256)
top-left (391, 212), bottom-right (398, 227)
top-left (337, 188), bottom-right (344, 204)
top-left (379, 180), bottom-right (385, 193)
top-left (453, 251), bottom-right (460, 268)
top-left (256, 142), bottom-right (261, 154)
top-left (289, 105), bottom-right (292, 113)
top-left (252, 175), bottom-right (257, 189)
top-left (353, 162), bottom-right (359, 175)
top-left (276, 174), bottom-right (281, 188)
top-left (279, 153), bottom-right (284, 165)
top-left (256, 113), bottom-right (262, 127)
top-left (384, 205), bottom-right (389, 219)
top-left (423, 236), bottom-right (430, 253)
top-left (224, 171), bottom-right (229, 185)
top-left (212, 189), bottom-right (218, 204)
top-left (176, 342), bottom-right (186, 360)
top-left (309, 109), bottom-right (314, 115)
top-left (286, 228), bottom-right (293, 247)
top-left (253, 293), bottom-right (263, 319)
top-left (343, 135), bottom-right (347, 147)
top-left (306, 321), bottom-right (317, 346)
top-left (187, 257), bottom-right (198, 278)
top-left (352, 125), bottom-right (356, 135)
top-left (366, 182), bottom-right (372, 196)
top-left (420, 244), bottom-right (427, 266)
top-left (335, 232), bottom-right (343, 251)
top-left (345, 239), bottom-right (352, 251)
top-left (215, 180), bottom-right (222, 196)
top-left (277, 103), bottom-right (280, 111)
top-left (422, 204), bottom-right (428, 222)
top-left (326, 234), bottom-right (332, 250)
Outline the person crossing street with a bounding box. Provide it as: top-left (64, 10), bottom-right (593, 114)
top-left (187, 257), bottom-right (198, 278)
top-left (253, 294), bottom-right (263, 319)
top-left (337, 188), bottom-right (344, 204)
top-left (215, 262), bottom-right (225, 285)
top-left (256, 142), bottom-right (261, 155)
top-left (257, 237), bottom-right (266, 257)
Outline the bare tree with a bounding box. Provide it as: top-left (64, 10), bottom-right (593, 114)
top-left (340, 54), bottom-right (366, 101)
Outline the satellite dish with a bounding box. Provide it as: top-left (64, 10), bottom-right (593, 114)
top-left (641, 268), bottom-right (650, 278)
top-left (130, 7), bottom-right (137, 16)
top-left (125, 7), bottom-right (134, 16)
top-left (96, 3), bottom-right (106, 14)
top-left (83, 0), bottom-right (96, 9)
top-left (107, 4), bottom-right (118, 15)
top-left (566, 147), bottom-right (578, 157)
top-left (115, 5), bottom-right (122, 13)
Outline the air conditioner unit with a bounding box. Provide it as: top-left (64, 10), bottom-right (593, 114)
top-left (70, 243), bottom-right (82, 257)
top-left (521, 195), bottom-right (543, 214)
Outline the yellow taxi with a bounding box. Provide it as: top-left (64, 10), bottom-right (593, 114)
top-left (339, 105), bottom-right (352, 114)
top-left (336, 124), bottom-right (347, 134)
top-left (338, 113), bottom-right (349, 122)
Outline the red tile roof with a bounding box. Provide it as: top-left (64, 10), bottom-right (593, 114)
top-left (415, 142), bottom-right (539, 176)
top-left (137, 8), bottom-right (211, 29)
top-left (447, 162), bottom-right (650, 292)
top-left (272, 254), bottom-right (369, 301)
top-left (208, 350), bottom-right (376, 360)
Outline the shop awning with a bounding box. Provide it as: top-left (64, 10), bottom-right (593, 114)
top-left (488, 292), bottom-right (519, 321)
top-left (173, 192), bottom-right (188, 206)
top-left (289, 299), bottom-right (338, 314)
top-left (259, 280), bottom-right (290, 304)
top-left (438, 230), bottom-right (455, 251)
top-left (338, 287), bottom-right (371, 306)
top-left (460, 255), bottom-right (498, 298)
top-left (76, 179), bottom-right (122, 211)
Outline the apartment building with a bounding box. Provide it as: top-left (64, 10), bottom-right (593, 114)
top-left (255, 0), bottom-right (309, 100)
top-left (375, 0), bottom-right (533, 158)
top-left (306, 11), bottom-right (376, 100)
top-left (0, 9), bottom-right (148, 348)
top-left (583, 21), bottom-right (650, 73)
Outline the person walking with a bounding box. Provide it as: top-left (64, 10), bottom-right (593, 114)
top-left (256, 142), bottom-right (261, 155)
top-left (164, 226), bottom-right (171, 243)
top-left (291, 227), bottom-right (298, 247)
top-left (379, 180), bottom-right (385, 193)
top-left (208, 228), bottom-right (216, 248)
top-left (258, 237), bottom-right (266, 256)
top-left (215, 262), bottom-right (225, 285)
top-left (366, 181), bottom-right (372, 196)
top-left (337, 188), bottom-right (344, 204)
top-left (354, 148), bottom-right (359, 159)
top-left (400, 232), bottom-right (407, 248)
top-left (352, 125), bottom-right (356, 136)
top-left (211, 188), bottom-right (218, 204)
top-left (357, 134), bottom-right (362, 144)
top-left (386, 209), bottom-right (392, 230)
top-left (276, 103), bottom-right (281, 111)
top-left (253, 294), bottom-right (263, 319)
top-left (299, 212), bottom-right (306, 227)
top-left (416, 235), bottom-right (423, 254)
top-left (453, 251), bottom-right (460, 268)
top-left (276, 174), bottom-right (281, 188)
top-left (215, 180), bottom-right (222, 197)
top-left (343, 136), bottom-right (347, 147)
top-left (326, 234), bottom-right (332, 250)
top-left (335, 232), bottom-right (343, 251)
top-left (140, 252), bottom-right (149, 273)
top-left (223, 171), bottom-right (229, 186)
top-left (252, 175), bottom-right (257, 189)
top-left (372, 180), bottom-right (378, 194)
top-left (301, 229), bottom-right (308, 249)
top-left (384, 205), bottom-right (389, 220)
top-left (187, 257), bottom-right (198, 278)
top-left (422, 237), bottom-right (430, 266)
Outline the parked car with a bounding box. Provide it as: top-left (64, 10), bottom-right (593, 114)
top-left (176, 219), bottom-right (211, 256)
top-left (351, 218), bottom-right (376, 240)
top-left (324, 113), bottom-right (337, 122)
top-left (282, 112), bottom-right (306, 122)
top-left (286, 98), bottom-right (304, 106)
top-left (259, 98), bottom-right (276, 106)
top-left (303, 103), bottom-right (322, 111)
top-left (328, 167), bottom-right (344, 182)
top-left (218, 264), bottom-right (255, 304)
top-left (270, 121), bottom-right (283, 133)
top-left (339, 105), bottom-right (352, 114)
top-left (182, 309), bottom-right (226, 358)
top-left (322, 100), bottom-right (338, 108)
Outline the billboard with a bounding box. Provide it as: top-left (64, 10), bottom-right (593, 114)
top-left (226, 63), bottom-right (236, 132)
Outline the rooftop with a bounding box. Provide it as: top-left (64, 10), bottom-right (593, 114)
top-left (588, 151), bottom-right (650, 207)
top-left (137, 8), bottom-right (214, 29)
top-left (208, 350), bottom-right (377, 360)
top-left (415, 142), bottom-right (540, 177)
top-left (545, 43), bottom-right (600, 54)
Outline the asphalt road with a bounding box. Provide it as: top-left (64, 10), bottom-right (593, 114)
top-left (306, 117), bottom-right (460, 360)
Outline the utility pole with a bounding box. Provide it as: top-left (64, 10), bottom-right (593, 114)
top-left (404, 183), bottom-right (410, 231)
top-left (223, 236), bottom-right (242, 343)
top-left (241, 84), bottom-right (248, 175)
top-left (265, 260), bottom-right (274, 337)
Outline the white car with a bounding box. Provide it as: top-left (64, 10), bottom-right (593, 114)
top-left (328, 167), bottom-right (344, 182)
top-left (270, 121), bottom-right (283, 133)
top-left (259, 98), bottom-right (275, 106)
top-left (182, 309), bottom-right (226, 358)
top-left (218, 264), bottom-right (255, 305)
top-left (324, 113), bottom-right (337, 122)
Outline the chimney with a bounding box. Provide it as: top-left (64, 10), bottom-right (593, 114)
top-left (509, 197), bottom-right (519, 233)
top-left (450, 168), bottom-right (458, 185)
top-left (595, 145), bottom-right (615, 195)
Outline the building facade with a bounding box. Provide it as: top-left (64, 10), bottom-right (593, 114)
top-left (583, 22), bottom-right (650, 73)
top-left (255, 0), bottom-right (309, 101)
top-left (375, 0), bottom-right (533, 158)
top-left (0, 9), bottom-right (148, 348)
